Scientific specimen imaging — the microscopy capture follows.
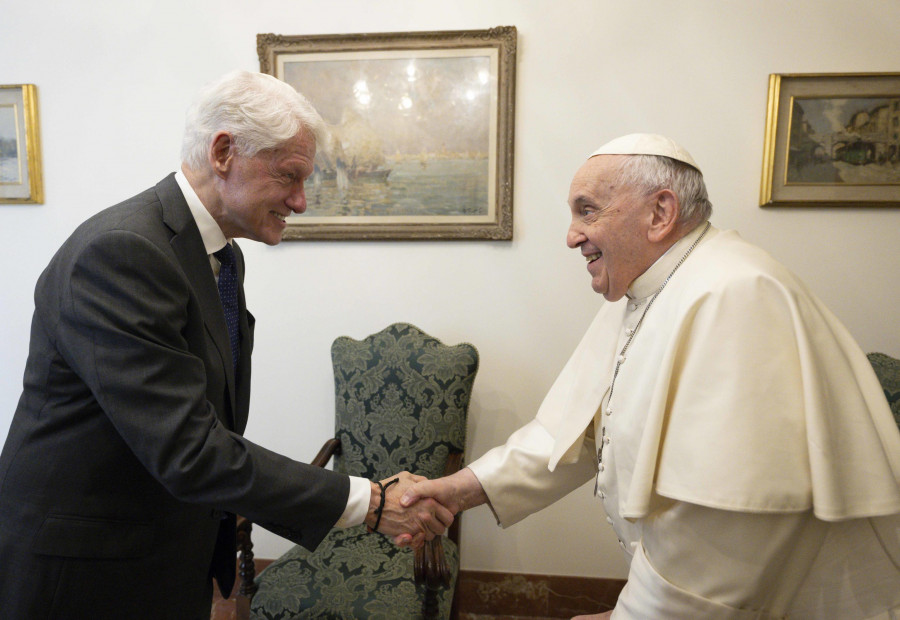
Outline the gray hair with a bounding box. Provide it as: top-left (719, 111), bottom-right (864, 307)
top-left (180, 70), bottom-right (328, 169)
top-left (615, 155), bottom-right (713, 225)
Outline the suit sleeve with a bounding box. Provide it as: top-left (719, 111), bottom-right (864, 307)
top-left (59, 229), bottom-right (347, 549)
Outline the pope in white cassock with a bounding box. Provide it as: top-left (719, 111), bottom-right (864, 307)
top-left (399, 134), bottom-right (900, 619)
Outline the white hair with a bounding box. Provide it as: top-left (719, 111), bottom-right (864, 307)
top-left (615, 155), bottom-right (713, 225)
top-left (180, 70), bottom-right (328, 169)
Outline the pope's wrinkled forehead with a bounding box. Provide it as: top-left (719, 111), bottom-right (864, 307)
top-left (588, 133), bottom-right (701, 173)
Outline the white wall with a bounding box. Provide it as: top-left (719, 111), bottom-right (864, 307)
top-left (2, 0), bottom-right (899, 580)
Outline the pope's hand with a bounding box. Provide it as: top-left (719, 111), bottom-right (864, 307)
top-left (393, 468), bottom-right (489, 546)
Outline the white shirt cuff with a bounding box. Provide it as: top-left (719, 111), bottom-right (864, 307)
top-left (334, 475), bottom-right (370, 528)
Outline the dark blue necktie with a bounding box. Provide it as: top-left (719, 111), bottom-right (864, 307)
top-left (214, 244), bottom-right (240, 371)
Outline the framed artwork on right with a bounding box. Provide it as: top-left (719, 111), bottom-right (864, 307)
top-left (760, 72), bottom-right (900, 207)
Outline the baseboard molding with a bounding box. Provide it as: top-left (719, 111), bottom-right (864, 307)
top-left (456, 569), bottom-right (625, 617)
top-left (216, 560), bottom-right (625, 619)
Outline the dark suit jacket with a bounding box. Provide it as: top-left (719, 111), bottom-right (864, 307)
top-left (0, 174), bottom-right (349, 619)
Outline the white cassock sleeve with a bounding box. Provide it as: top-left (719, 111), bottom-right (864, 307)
top-left (467, 419), bottom-right (597, 527)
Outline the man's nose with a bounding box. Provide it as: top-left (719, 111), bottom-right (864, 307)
top-left (287, 185), bottom-right (306, 214)
top-left (566, 223), bottom-right (585, 249)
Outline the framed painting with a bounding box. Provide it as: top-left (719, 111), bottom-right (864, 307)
top-left (1, 84), bottom-right (43, 204)
top-left (258, 27), bottom-right (517, 240)
top-left (760, 72), bottom-right (900, 207)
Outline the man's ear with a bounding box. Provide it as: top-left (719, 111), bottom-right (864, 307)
top-left (647, 189), bottom-right (680, 243)
top-left (209, 131), bottom-right (235, 178)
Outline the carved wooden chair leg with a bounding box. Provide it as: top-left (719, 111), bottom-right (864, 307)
top-left (235, 516), bottom-right (257, 620)
top-left (415, 537), bottom-right (451, 620)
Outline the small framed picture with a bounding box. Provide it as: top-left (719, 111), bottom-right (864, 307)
top-left (1, 84), bottom-right (43, 204)
top-left (760, 72), bottom-right (900, 207)
top-left (258, 27), bottom-right (517, 240)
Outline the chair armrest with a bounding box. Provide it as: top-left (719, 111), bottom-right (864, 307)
top-left (311, 438), bottom-right (342, 468)
top-left (413, 449), bottom-right (464, 589)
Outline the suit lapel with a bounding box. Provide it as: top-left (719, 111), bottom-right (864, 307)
top-left (156, 174), bottom-right (238, 430)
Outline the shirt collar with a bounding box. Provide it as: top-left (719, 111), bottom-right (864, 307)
top-left (174, 169), bottom-right (229, 255)
top-left (627, 222), bottom-right (716, 301)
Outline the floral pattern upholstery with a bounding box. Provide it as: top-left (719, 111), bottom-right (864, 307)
top-left (868, 352), bottom-right (900, 430)
top-left (250, 323), bottom-right (478, 620)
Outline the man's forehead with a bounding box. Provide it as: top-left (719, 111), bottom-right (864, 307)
top-left (568, 155), bottom-right (623, 204)
top-left (572, 154), bottom-right (623, 186)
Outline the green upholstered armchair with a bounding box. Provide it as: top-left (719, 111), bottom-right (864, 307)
top-left (867, 352), bottom-right (900, 430)
top-left (239, 323), bottom-right (479, 620)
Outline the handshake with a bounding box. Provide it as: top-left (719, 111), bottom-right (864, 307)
top-left (363, 469), bottom-right (486, 550)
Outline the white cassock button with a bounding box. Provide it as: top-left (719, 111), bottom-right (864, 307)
top-left (606, 516), bottom-right (614, 525)
top-left (617, 354), bottom-right (626, 364)
top-left (598, 491), bottom-right (606, 499)
top-left (604, 436), bottom-right (611, 445)
top-left (605, 407), bottom-right (612, 416)
top-left (625, 327), bottom-right (634, 336)
top-left (628, 303), bottom-right (638, 311)
top-left (598, 464), bottom-right (605, 472)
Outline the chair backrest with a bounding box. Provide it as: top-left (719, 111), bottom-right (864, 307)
top-left (867, 352), bottom-right (900, 431)
top-left (331, 323), bottom-right (479, 481)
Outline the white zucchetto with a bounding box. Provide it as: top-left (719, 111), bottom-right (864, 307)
top-left (590, 133), bottom-right (701, 173)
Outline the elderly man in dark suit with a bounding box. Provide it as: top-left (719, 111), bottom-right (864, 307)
top-left (0, 70), bottom-right (451, 619)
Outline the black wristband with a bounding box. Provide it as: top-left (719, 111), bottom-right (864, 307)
top-left (372, 478), bottom-right (399, 533)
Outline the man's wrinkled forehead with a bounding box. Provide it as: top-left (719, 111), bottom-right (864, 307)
top-left (568, 155), bottom-right (624, 207)
top-left (588, 133), bottom-right (701, 173)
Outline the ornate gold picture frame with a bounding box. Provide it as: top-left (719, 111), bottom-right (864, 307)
top-left (760, 72), bottom-right (900, 207)
top-left (1, 84), bottom-right (43, 204)
top-left (258, 27), bottom-right (517, 240)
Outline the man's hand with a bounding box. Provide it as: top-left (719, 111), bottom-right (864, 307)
top-left (364, 472), bottom-right (454, 549)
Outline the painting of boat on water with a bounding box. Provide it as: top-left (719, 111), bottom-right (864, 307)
top-left (283, 52), bottom-right (492, 219)
top-left (259, 27), bottom-right (517, 238)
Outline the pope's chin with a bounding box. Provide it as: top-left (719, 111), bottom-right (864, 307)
top-left (591, 277), bottom-right (625, 302)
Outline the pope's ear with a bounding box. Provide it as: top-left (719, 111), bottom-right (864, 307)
top-left (209, 131), bottom-right (236, 177)
top-left (647, 189), bottom-right (680, 243)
